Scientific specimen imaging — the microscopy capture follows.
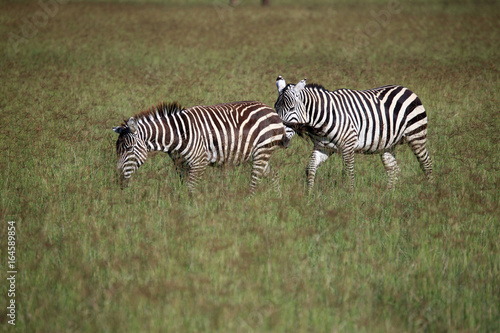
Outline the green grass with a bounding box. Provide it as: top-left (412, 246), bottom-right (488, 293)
top-left (1, 0), bottom-right (499, 332)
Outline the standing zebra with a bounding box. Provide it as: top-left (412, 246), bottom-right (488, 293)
top-left (274, 76), bottom-right (433, 192)
top-left (112, 101), bottom-right (286, 195)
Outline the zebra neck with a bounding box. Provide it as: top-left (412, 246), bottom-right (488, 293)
top-left (303, 89), bottom-right (337, 129)
top-left (138, 115), bottom-right (183, 153)
top-left (301, 88), bottom-right (321, 125)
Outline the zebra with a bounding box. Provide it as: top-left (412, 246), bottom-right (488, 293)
top-left (112, 101), bottom-right (287, 195)
top-left (274, 76), bottom-right (433, 192)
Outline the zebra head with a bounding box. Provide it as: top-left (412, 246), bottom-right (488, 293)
top-left (274, 76), bottom-right (308, 141)
top-left (112, 117), bottom-right (148, 188)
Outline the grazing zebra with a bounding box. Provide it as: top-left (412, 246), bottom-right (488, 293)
top-left (274, 76), bottom-right (433, 192)
top-left (112, 101), bottom-right (286, 195)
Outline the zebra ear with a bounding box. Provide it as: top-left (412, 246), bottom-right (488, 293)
top-left (127, 117), bottom-right (138, 133)
top-left (276, 76), bottom-right (286, 93)
top-left (294, 78), bottom-right (306, 94)
top-left (113, 126), bottom-right (123, 134)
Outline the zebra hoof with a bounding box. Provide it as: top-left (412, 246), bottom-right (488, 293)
top-left (120, 178), bottom-right (130, 190)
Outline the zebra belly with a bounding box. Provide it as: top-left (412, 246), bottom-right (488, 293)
top-left (356, 132), bottom-right (405, 153)
top-left (205, 140), bottom-right (249, 166)
top-left (207, 149), bottom-right (218, 164)
top-left (314, 131), bottom-right (403, 154)
top-left (203, 123), bottom-right (238, 165)
top-left (206, 144), bottom-right (229, 165)
top-left (313, 135), bottom-right (340, 152)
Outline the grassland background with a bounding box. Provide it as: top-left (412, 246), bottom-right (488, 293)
top-left (0, 0), bottom-right (499, 332)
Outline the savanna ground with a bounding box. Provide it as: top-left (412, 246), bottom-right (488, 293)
top-left (0, 0), bottom-right (499, 332)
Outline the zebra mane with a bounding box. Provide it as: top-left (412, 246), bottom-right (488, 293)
top-left (127, 101), bottom-right (185, 124)
top-left (154, 101), bottom-right (185, 116)
top-left (305, 83), bottom-right (327, 91)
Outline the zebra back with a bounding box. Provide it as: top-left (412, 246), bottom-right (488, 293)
top-left (168, 101), bottom-right (285, 164)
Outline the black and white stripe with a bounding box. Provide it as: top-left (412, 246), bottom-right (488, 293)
top-left (113, 101), bottom-right (286, 195)
top-left (274, 76), bottom-right (433, 191)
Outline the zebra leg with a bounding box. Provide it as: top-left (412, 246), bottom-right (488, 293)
top-left (380, 151), bottom-right (401, 189)
top-left (169, 152), bottom-right (188, 182)
top-left (404, 109), bottom-right (433, 184)
top-left (249, 151), bottom-right (272, 196)
top-left (341, 147), bottom-right (355, 191)
top-left (176, 162), bottom-right (189, 181)
top-left (408, 139), bottom-right (433, 184)
top-left (306, 149), bottom-right (330, 193)
top-left (186, 159), bottom-right (208, 193)
top-left (263, 164), bottom-right (282, 197)
top-left (405, 128), bottom-right (433, 183)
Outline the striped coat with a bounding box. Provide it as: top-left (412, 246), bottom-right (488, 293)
top-left (113, 101), bottom-right (286, 195)
top-left (274, 76), bottom-right (433, 191)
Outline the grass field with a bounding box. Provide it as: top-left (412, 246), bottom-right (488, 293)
top-left (1, 0), bottom-right (499, 332)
